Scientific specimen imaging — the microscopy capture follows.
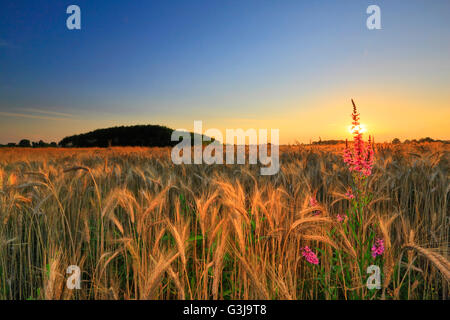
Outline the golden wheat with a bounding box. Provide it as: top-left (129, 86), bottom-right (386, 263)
top-left (0, 143), bottom-right (448, 300)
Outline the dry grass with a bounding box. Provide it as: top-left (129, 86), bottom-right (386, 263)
top-left (0, 142), bottom-right (448, 300)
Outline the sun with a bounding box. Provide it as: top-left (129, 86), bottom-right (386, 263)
top-left (348, 123), bottom-right (367, 135)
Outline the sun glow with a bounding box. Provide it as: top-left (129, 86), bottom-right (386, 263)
top-left (348, 124), bottom-right (367, 135)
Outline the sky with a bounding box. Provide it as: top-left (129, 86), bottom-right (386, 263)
top-left (0, 0), bottom-right (449, 144)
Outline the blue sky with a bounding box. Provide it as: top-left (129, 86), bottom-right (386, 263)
top-left (1, 0), bottom-right (449, 144)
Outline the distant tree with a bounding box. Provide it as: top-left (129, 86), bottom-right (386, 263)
top-left (50, 142), bottom-right (57, 147)
top-left (7, 143), bottom-right (16, 147)
top-left (18, 139), bottom-right (31, 147)
top-left (31, 140), bottom-right (50, 148)
top-left (312, 139), bottom-right (345, 145)
top-left (392, 138), bottom-right (401, 144)
top-left (403, 139), bottom-right (411, 144)
top-left (418, 137), bottom-right (434, 143)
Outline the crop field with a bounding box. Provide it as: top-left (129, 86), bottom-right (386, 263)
top-left (0, 142), bottom-right (448, 300)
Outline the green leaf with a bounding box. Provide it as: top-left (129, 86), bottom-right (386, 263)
top-left (188, 234), bottom-right (203, 242)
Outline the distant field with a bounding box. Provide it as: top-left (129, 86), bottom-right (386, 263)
top-left (0, 143), bottom-right (448, 299)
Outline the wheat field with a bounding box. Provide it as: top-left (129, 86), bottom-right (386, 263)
top-left (0, 143), bottom-right (448, 300)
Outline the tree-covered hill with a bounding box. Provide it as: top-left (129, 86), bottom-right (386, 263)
top-left (59, 125), bottom-right (183, 147)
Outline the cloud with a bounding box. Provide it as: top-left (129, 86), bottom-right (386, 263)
top-left (0, 108), bottom-right (76, 121)
top-left (20, 108), bottom-right (75, 118)
top-left (0, 111), bottom-right (69, 121)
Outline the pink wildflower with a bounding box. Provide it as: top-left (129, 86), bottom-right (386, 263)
top-left (301, 246), bottom-right (319, 265)
top-left (309, 196), bottom-right (321, 215)
top-left (342, 100), bottom-right (375, 177)
top-left (362, 135), bottom-right (375, 176)
top-left (371, 238), bottom-right (385, 258)
top-left (345, 188), bottom-right (355, 200)
top-left (336, 214), bottom-right (345, 222)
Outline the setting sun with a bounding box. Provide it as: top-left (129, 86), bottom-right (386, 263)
top-left (348, 123), bottom-right (367, 135)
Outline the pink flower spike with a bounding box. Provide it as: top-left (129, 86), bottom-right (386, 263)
top-left (371, 238), bottom-right (385, 258)
top-left (301, 246), bottom-right (319, 265)
top-left (342, 100), bottom-right (375, 177)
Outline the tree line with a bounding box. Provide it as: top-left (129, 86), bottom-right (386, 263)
top-left (0, 139), bottom-right (58, 148)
